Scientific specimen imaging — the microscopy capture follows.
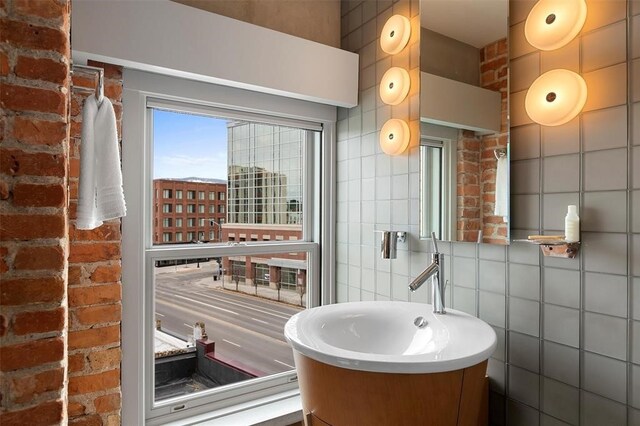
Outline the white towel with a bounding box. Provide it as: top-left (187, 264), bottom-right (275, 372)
top-left (494, 156), bottom-right (508, 219)
top-left (77, 96), bottom-right (126, 230)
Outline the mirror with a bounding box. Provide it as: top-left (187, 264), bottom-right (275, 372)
top-left (419, 0), bottom-right (510, 245)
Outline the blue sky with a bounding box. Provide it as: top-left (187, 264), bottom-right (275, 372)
top-left (153, 109), bottom-right (228, 180)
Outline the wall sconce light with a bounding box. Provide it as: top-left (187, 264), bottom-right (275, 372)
top-left (380, 119), bottom-right (410, 155)
top-left (525, 69), bottom-right (587, 126)
top-left (380, 15), bottom-right (411, 55)
top-left (525, 0), bottom-right (587, 51)
top-left (380, 67), bottom-right (410, 105)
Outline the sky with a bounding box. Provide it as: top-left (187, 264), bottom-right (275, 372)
top-left (153, 109), bottom-right (228, 180)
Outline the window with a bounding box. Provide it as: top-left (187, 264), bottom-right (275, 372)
top-left (198, 218), bottom-right (205, 227)
top-left (175, 204), bottom-right (183, 213)
top-left (162, 204), bottom-right (172, 213)
top-left (176, 190), bottom-right (183, 199)
top-left (218, 205), bottom-right (225, 214)
top-left (199, 204), bottom-right (205, 214)
top-left (162, 232), bottom-right (172, 242)
top-left (209, 191), bottom-right (215, 200)
top-left (162, 218), bottom-right (172, 227)
top-left (198, 191), bottom-right (205, 200)
top-left (163, 189), bottom-right (172, 198)
top-left (122, 73), bottom-right (333, 425)
top-left (209, 205), bottom-right (215, 214)
top-left (187, 204), bottom-right (195, 213)
top-left (175, 218), bottom-right (183, 227)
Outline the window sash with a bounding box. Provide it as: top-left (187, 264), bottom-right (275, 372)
top-left (122, 69), bottom-right (336, 425)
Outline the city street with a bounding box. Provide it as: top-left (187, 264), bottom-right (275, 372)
top-left (154, 262), bottom-right (303, 375)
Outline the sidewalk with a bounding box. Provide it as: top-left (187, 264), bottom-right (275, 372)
top-left (213, 280), bottom-right (306, 308)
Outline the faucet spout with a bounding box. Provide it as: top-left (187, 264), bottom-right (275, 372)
top-left (408, 260), bottom-right (438, 292)
top-left (408, 233), bottom-right (446, 314)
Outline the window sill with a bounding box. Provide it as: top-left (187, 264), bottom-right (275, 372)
top-left (161, 389), bottom-right (303, 426)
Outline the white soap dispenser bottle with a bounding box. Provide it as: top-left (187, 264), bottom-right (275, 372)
top-left (565, 205), bottom-right (580, 242)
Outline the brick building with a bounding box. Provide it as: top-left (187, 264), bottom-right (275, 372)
top-left (153, 178), bottom-right (227, 244)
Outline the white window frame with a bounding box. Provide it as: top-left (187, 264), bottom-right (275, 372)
top-left (122, 70), bottom-right (336, 425)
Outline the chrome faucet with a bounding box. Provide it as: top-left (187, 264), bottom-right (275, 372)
top-left (409, 232), bottom-right (446, 314)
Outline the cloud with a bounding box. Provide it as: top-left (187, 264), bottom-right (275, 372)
top-left (155, 153), bottom-right (228, 180)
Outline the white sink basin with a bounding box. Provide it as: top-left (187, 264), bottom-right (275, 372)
top-left (284, 301), bottom-right (497, 374)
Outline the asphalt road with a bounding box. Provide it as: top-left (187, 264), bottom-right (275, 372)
top-left (154, 263), bottom-right (303, 375)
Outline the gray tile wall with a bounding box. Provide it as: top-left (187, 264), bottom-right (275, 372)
top-left (339, 0), bottom-right (639, 424)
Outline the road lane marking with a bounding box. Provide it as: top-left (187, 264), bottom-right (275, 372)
top-left (191, 291), bottom-right (293, 319)
top-left (183, 323), bottom-right (193, 328)
top-left (273, 359), bottom-right (294, 369)
top-left (157, 292), bottom-right (239, 316)
top-left (156, 312), bottom-right (165, 317)
top-left (155, 298), bottom-right (290, 347)
top-left (251, 318), bottom-right (268, 325)
top-left (222, 339), bottom-right (241, 347)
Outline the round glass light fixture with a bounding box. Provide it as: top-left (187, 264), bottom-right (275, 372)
top-left (380, 119), bottom-right (410, 155)
top-left (525, 69), bottom-right (587, 126)
top-left (379, 67), bottom-right (410, 105)
top-left (380, 15), bottom-right (411, 55)
top-left (525, 0), bottom-right (587, 51)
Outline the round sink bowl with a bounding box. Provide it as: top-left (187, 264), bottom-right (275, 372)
top-left (284, 301), bottom-right (497, 373)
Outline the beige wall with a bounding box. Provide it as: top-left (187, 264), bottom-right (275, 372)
top-left (171, 0), bottom-right (341, 48)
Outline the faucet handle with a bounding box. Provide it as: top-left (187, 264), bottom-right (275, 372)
top-left (431, 231), bottom-right (439, 253)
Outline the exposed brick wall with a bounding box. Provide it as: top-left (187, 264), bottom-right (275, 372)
top-left (67, 60), bottom-right (123, 425)
top-left (456, 38), bottom-right (509, 244)
top-left (479, 38), bottom-right (508, 244)
top-left (0, 0), bottom-right (71, 424)
top-left (457, 130), bottom-right (481, 241)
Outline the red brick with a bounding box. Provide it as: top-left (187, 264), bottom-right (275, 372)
top-left (69, 242), bottom-right (121, 263)
top-left (69, 157), bottom-right (80, 178)
top-left (69, 414), bottom-right (102, 426)
top-left (104, 80), bottom-right (122, 101)
top-left (0, 337), bottom-right (64, 371)
top-left (0, 313), bottom-right (8, 336)
top-left (15, 55), bottom-right (68, 84)
top-left (1, 275), bottom-right (65, 306)
top-left (88, 347), bottom-right (121, 371)
top-left (87, 60), bottom-right (123, 80)
top-left (69, 325), bottom-right (120, 350)
top-left (12, 116), bottom-right (67, 146)
top-left (10, 368), bottom-right (64, 404)
top-left (68, 265), bottom-right (83, 286)
top-left (0, 82), bottom-right (67, 115)
top-left (0, 19), bottom-right (68, 54)
top-left (69, 352), bottom-right (86, 373)
top-left (13, 182), bottom-right (66, 208)
top-left (0, 400), bottom-right (64, 426)
top-left (70, 223), bottom-right (121, 242)
top-left (74, 304), bottom-right (121, 326)
top-left (0, 49), bottom-right (8, 76)
top-left (70, 119), bottom-right (82, 138)
top-left (94, 393), bottom-right (121, 413)
top-left (0, 178), bottom-right (9, 200)
top-left (0, 213), bottom-right (66, 241)
top-left (90, 264), bottom-right (122, 283)
top-left (14, 244), bottom-right (65, 270)
top-left (0, 148), bottom-right (65, 177)
top-left (68, 369), bottom-right (120, 395)
top-left (68, 401), bottom-right (86, 418)
top-left (14, 0), bottom-right (68, 20)
top-left (13, 307), bottom-right (65, 335)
